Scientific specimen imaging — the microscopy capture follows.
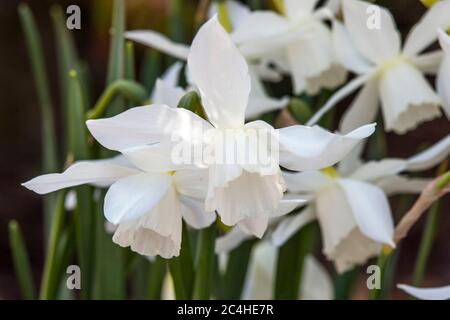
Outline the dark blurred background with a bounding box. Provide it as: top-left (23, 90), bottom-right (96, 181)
top-left (0, 0), bottom-right (448, 299)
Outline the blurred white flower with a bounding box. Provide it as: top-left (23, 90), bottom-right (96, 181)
top-left (397, 284), bottom-right (450, 300)
top-left (241, 241), bottom-right (334, 300)
top-left (231, 0), bottom-right (347, 95)
top-left (23, 153), bottom-right (215, 259)
top-left (272, 134), bottom-right (450, 272)
top-left (437, 29), bottom-right (450, 119)
top-left (125, 3), bottom-right (289, 120)
top-left (309, 0), bottom-right (450, 134)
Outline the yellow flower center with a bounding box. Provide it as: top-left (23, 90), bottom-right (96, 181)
top-left (321, 167), bottom-right (339, 179)
top-left (376, 55), bottom-right (410, 78)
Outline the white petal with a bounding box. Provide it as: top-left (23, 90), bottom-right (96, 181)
top-left (301, 255), bottom-right (334, 300)
top-left (397, 284), bottom-right (450, 300)
top-left (208, 0), bottom-right (251, 28)
top-left (151, 79), bottom-right (186, 107)
top-left (286, 21), bottom-right (335, 94)
top-left (342, 0), bottom-right (401, 64)
top-left (238, 216), bottom-right (269, 238)
top-left (285, 0), bottom-right (318, 19)
top-left (180, 196), bottom-right (216, 229)
top-left (241, 241), bottom-right (276, 300)
top-left (113, 185), bottom-right (182, 258)
top-left (125, 30), bottom-right (189, 60)
top-left (437, 30), bottom-right (450, 118)
top-left (339, 78), bottom-right (379, 134)
top-left (338, 179), bottom-right (395, 247)
top-left (411, 50), bottom-right (443, 74)
top-left (173, 169), bottom-right (209, 199)
top-left (22, 156), bottom-right (139, 194)
top-left (377, 176), bottom-right (432, 196)
top-left (272, 206), bottom-right (316, 247)
top-left (278, 123), bottom-right (376, 171)
top-left (306, 74), bottom-right (371, 126)
top-left (349, 159), bottom-right (407, 182)
top-left (121, 142), bottom-right (196, 173)
top-left (332, 20), bottom-right (373, 74)
top-left (64, 190), bottom-right (77, 211)
top-left (336, 142), bottom-right (364, 177)
top-left (379, 62), bottom-right (442, 134)
top-left (189, 17), bottom-right (250, 129)
top-left (104, 173), bottom-right (171, 224)
top-left (207, 170), bottom-right (285, 225)
top-left (284, 171), bottom-right (331, 194)
top-left (231, 11), bottom-right (291, 46)
top-left (403, 0), bottom-right (450, 56)
top-left (245, 69), bottom-right (288, 119)
top-left (406, 134), bottom-right (450, 171)
top-left (215, 227), bottom-right (252, 254)
top-left (316, 183), bottom-right (381, 273)
top-left (86, 104), bottom-right (211, 151)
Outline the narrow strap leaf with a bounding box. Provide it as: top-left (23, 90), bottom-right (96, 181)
top-left (9, 221), bottom-right (36, 300)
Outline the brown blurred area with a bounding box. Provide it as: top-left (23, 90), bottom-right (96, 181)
top-left (0, 0), bottom-right (448, 300)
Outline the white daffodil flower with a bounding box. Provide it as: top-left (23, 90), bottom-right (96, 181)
top-left (89, 17), bottom-right (375, 229)
top-left (437, 29), bottom-right (450, 119)
top-left (309, 0), bottom-right (450, 134)
top-left (397, 284), bottom-right (450, 300)
top-left (125, 6), bottom-right (289, 119)
top-left (272, 134), bottom-right (450, 273)
top-left (241, 241), bottom-right (334, 300)
top-left (22, 152), bottom-right (215, 259)
top-left (231, 0), bottom-right (347, 95)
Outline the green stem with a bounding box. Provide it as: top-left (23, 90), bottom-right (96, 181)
top-left (147, 257), bottom-right (166, 300)
top-left (86, 80), bottom-right (148, 120)
top-left (218, 240), bottom-right (254, 299)
top-left (167, 258), bottom-right (188, 299)
top-left (413, 202), bottom-right (441, 286)
top-left (9, 221), bottom-right (36, 300)
top-left (39, 192), bottom-right (66, 300)
top-left (436, 171), bottom-right (450, 190)
top-left (412, 164), bottom-right (449, 285)
top-left (192, 223), bottom-right (217, 300)
top-left (368, 247), bottom-right (392, 300)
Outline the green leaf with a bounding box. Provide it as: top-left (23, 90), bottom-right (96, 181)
top-left (333, 268), bottom-right (359, 300)
top-left (19, 3), bottom-right (59, 241)
top-left (50, 5), bottom-right (79, 142)
top-left (274, 222), bottom-right (317, 299)
top-left (9, 220), bottom-right (36, 300)
top-left (106, 0), bottom-right (125, 85)
top-left (92, 191), bottom-right (126, 300)
top-left (18, 4), bottom-right (58, 174)
top-left (218, 240), bottom-right (254, 299)
top-left (192, 223), bottom-right (217, 300)
top-left (140, 50), bottom-right (161, 90)
top-left (68, 70), bottom-right (95, 298)
top-left (288, 98), bottom-right (312, 124)
top-left (39, 191), bottom-right (66, 300)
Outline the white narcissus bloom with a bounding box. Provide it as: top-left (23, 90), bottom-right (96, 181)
top-left (231, 0), bottom-right (347, 95)
top-left (125, 4), bottom-right (289, 120)
top-left (397, 284), bottom-right (450, 300)
top-left (241, 241), bottom-right (334, 300)
top-left (309, 0), bottom-right (450, 134)
top-left (90, 18), bottom-right (375, 230)
top-left (272, 134), bottom-right (450, 273)
top-left (437, 29), bottom-right (450, 119)
top-left (22, 153), bottom-right (215, 259)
